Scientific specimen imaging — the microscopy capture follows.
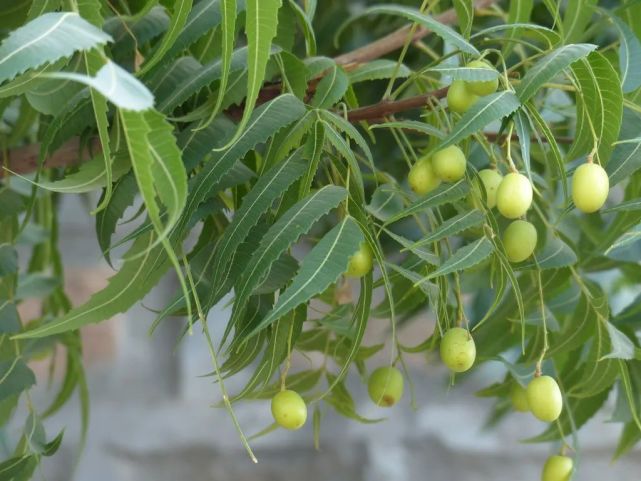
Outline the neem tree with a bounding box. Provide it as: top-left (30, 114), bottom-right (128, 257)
top-left (1, 0), bottom-right (641, 479)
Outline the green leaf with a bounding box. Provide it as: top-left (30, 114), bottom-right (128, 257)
top-left (384, 180), bottom-right (469, 226)
top-left (339, 5), bottom-right (479, 55)
top-left (349, 59), bottom-right (411, 83)
top-left (439, 91), bottom-right (521, 149)
top-left (0, 244), bottom-right (18, 276)
top-left (0, 12), bottom-right (112, 85)
top-left (603, 322), bottom-right (636, 360)
top-left (208, 149), bottom-right (308, 298)
top-left (15, 232), bottom-right (170, 338)
top-left (319, 110), bottom-right (374, 164)
top-left (610, 14), bottom-right (641, 93)
top-left (453, 0), bottom-right (473, 38)
top-left (427, 237), bottom-right (494, 280)
top-left (405, 210), bottom-right (485, 249)
top-left (513, 110), bottom-right (533, 180)
top-left (0, 360), bottom-right (35, 402)
top-left (519, 236), bottom-right (577, 270)
top-left (231, 185), bottom-right (347, 326)
top-left (606, 222), bottom-right (641, 256)
top-left (570, 52), bottom-right (623, 164)
top-left (426, 66), bottom-right (500, 82)
top-left (311, 63), bottom-right (348, 108)
top-left (370, 120), bottom-right (444, 138)
top-left (138, 0), bottom-right (194, 75)
top-left (0, 456), bottom-right (35, 480)
top-left (515, 43), bottom-right (597, 103)
top-left (604, 197), bottom-right (641, 213)
top-left (44, 60), bottom-right (154, 111)
top-left (0, 301), bottom-right (21, 334)
top-left (366, 184), bottom-right (404, 221)
top-left (287, 0), bottom-right (316, 56)
top-left (16, 274), bottom-right (58, 300)
top-left (248, 216), bottom-right (364, 337)
top-left (608, 137), bottom-right (641, 186)
top-left (562, 0), bottom-right (597, 43)
top-left (223, 0), bottom-right (282, 148)
top-left (182, 94), bottom-right (307, 228)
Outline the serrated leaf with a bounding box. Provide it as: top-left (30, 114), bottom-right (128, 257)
top-left (426, 66), bottom-right (500, 82)
top-left (609, 14), bottom-right (641, 93)
top-left (208, 149), bottom-right (308, 299)
top-left (311, 63), bottom-right (348, 108)
top-left (603, 323), bottom-right (636, 360)
top-left (605, 222), bottom-right (641, 256)
top-left (570, 52), bottom-right (622, 164)
top-left (45, 60), bottom-right (154, 111)
top-left (608, 137), bottom-right (641, 186)
top-left (562, 0), bottom-right (597, 43)
top-left (366, 184), bottom-right (404, 221)
top-left (412, 210), bottom-right (486, 249)
top-left (472, 23), bottom-right (560, 48)
top-left (138, 0), bottom-right (194, 75)
top-left (513, 110), bottom-right (532, 180)
top-left (604, 197), bottom-right (641, 213)
top-left (248, 216), bottom-right (364, 337)
top-left (370, 119), bottom-right (444, 138)
top-left (287, 0), bottom-right (316, 56)
top-left (519, 236), bottom-right (577, 270)
top-left (453, 0), bottom-right (473, 38)
top-left (427, 237), bottom-right (494, 280)
top-left (0, 244), bottom-right (18, 276)
top-left (231, 185), bottom-right (347, 326)
top-left (319, 109), bottom-right (373, 164)
top-left (384, 180), bottom-right (469, 226)
top-left (515, 43), bottom-right (597, 103)
top-left (439, 91), bottom-right (521, 149)
top-left (0, 12), bottom-right (111, 85)
top-left (349, 59), bottom-right (411, 83)
top-left (0, 360), bottom-right (35, 401)
top-left (339, 5), bottom-right (478, 55)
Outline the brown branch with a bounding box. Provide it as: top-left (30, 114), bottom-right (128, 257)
top-left (4, 0), bottom-right (498, 176)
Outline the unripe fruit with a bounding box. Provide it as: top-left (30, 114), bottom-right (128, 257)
top-left (541, 455), bottom-right (573, 481)
top-left (409, 158), bottom-right (441, 195)
top-left (440, 327), bottom-right (476, 373)
top-left (572, 163), bottom-right (609, 213)
top-left (526, 375), bottom-right (563, 422)
top-left (475, 169), bottom-right (503, 208)
top-left (271, 390), bottom-right (307, 430)
top-left (432, 145), bottom-right (467, 182)
top-left (510, 383), bottom-right (530, 413)
top-left (368, 366), bottom-right (404, 407)
top-left (503, 220), bottom-right (538, 263)
top-left (496, 172), bottom-right (533, 219)
top-left (447, 80), bottom-right (479, 114)
top-left (346, 242), bottom-right (373, 278)
top-left (465, 60), bottom-right (499, 96)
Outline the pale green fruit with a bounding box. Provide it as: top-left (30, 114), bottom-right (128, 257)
top-left (476, 169), bottom-right (503, 208)
top-left (572, 163), bottom-right (609, 213)
top-left (409, 158), bottom-right (441, 195)
top-left (503, 220), bottom-right (538, 263)
top-left (510, 383), bottom-right (530, 413)
top-left (368, 366), bottom-right (404, 407)
top-left (271, 390), bottom-right (308, 430)
top-left (541, 455), bottom-right (573, 481)
top-left (447, 80), bottom-right (479, 114)
top-left (440, 327), bottom-right (476, 373)
top-left (465, 59), bottom-right (499, 96)
top-left (526, 376), bottom-right (563, 422)
top-left (346, 242), bottom-right (373, 278)
top-left (432, 145), bottom-right (467, 182)
top-left (496, 172), bottom-right (533, 219)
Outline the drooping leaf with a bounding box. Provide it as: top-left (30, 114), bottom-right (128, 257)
top-left (427, 237), bottom-right (494, 280)
top-left (349, 59), bottom-right (412, 84)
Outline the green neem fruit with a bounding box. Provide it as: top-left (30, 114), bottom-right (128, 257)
top-left (541, 455), bottom-right (573, 481)
top-left (447, 80), bottom-right (479, 114)
top-left (440, 327), bottom-right (476, 373)
top-left (526, 375), bottom-right (563, 422)
top-left (510, 383), bottom-right (530, 413)
top-left (465, 60), bottom-right (499, 96)
top-left (475, 169), bottom-right (503, 208)
top-left (496, 172), bottom-right (533, 219)
top-left (271, 390), bottom-right (308, 430)
top-left (432, 145), bottom-right (467, 182)
top-left (346, 242), bottom-right (373, 278)
top-left (409, 158), bottom-right (441, 195)
top-left (368, 366), bottom-right (404, 407)
top-left (572, 163), bottom-right (609, 213)
top-left (503, 220), bottom-right (538, 263)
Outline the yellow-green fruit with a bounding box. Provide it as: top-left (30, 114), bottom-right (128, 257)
top-left (496, 172), bottom-right (533, 219)
top-left (447, 80), bottom-right (479, 114)
top-left (346, 242), bottom-right (373, 278)
top-left (432, 145), bottom-right (467, 182)
top-left (440, 327), bottom-right (476, 373)
top-left (368, 366), bottom-right (404, 407)
top-left (572, 163), bottom-right (609, 213)
top-left (409, 158), bottom-right (441, 195)
top-left (271, 390), bottom-right (307, 430)
top-left (476, 169), bottom-right (503, 208)
top-left (503, 220), bottom-right (538, 263)
top-left (542, 455), bottom-right (573, 481)
top-left (526, 376), bottom-right (563, 422)
top-left (510, 383), bottom-right (530, 413)
top-left (465, 60), bottom-right (499, 96)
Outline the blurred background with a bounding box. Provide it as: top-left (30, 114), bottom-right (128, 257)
top-left (6, 193), bottom-right (639, 481)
